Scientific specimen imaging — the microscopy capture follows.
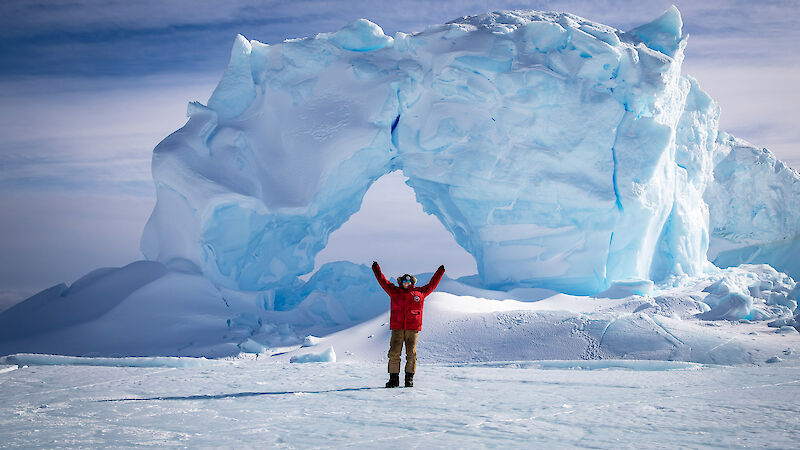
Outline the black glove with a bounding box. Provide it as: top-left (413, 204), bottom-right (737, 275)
top-left (439, 265), bottom-right (445, 272)
top-left (372, 261), bottom-right (379, 270)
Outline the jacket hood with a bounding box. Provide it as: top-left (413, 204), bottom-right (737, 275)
top-left (398, 273), bottom-right (417, 287)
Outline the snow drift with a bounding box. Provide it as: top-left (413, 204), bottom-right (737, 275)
top-left (2, 7), bottom-right (799, 361)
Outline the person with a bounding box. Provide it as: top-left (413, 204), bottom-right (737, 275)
top-left (371, 261), bottom-right (445, 388)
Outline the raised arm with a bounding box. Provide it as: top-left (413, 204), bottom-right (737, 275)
top-left (371, 261), bottom-right (398, 295)
top-left (419, 265), bottom-right (445, 296)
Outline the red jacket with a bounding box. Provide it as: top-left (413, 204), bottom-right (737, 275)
top-left (372, 263), bottom-right (445, 331)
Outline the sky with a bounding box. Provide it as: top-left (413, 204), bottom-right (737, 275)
top-left (0, 0), bottom-right (798, 304)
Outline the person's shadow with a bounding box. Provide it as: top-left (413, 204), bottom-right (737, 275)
top-left (99, 386), bottom-right (385, 402)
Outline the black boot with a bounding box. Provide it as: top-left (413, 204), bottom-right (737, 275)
top-left (385, 373), bottom-right (400, 388)
top-left (404, 372), bottom-right (414, 388)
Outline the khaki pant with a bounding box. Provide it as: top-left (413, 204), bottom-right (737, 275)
top-left (387, 329), bottom-right (419, 374)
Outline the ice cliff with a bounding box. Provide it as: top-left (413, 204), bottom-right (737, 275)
top-left (141, 6), bottom-right (799, 297)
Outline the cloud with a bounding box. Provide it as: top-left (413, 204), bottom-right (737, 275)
top-left (0, 75), bottom-right (218, 195)
top-left (684, 63), bottom-right (800, 169)
top-left (0, 135), bottom-right (155, 196)
top-left (2, 0), bottom-right (798, 78)
top-left (0, 289), bottom-right (32, 313)
top-left (0, 191), bottom-right (154, 291)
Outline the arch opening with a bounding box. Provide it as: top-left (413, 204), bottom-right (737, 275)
top-left (304, 170), bottom-right (477, 282)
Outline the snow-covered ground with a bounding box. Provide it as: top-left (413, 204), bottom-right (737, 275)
top-left (1, 356), bottom-right (799, 447)
top-left (2, 266), bottom-right (799, 448)
top-left (4, 261), bottom-right (798, 365)
top-left (3, 276), bottom-right (800, 447)
top-left (4, 274), bottom-right (798, 448)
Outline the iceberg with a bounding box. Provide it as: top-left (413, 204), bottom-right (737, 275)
top-left (141, 7), bottom-right (799, 296)
top-left (1, 7), bottom-right (798, 360)
top-left (705, 134), bottom-right (800, 279)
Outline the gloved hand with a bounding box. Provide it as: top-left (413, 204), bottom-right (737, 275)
top-left (439, 265), bottom-right (445, 272)
top-left (372, 261), bottom-right (379, 270)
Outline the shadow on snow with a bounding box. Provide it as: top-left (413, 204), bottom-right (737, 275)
top-left (98, 386), bottom-right (386, 402)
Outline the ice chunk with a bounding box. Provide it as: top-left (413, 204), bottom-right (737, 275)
top-left (695, 265), bottom-right (797, 321)
top-left (768, 318), bottom-right (796, 328)
top-left (290, 346), bottom-right (336, 363)
top-left (302, 335), bottom-right (322, 347)
top-left (627, 6), bottom-right (683, 57)
top-left (697, 292), bottom-right (751, 321)
top-left (207, 34), bottom-right (256, 120)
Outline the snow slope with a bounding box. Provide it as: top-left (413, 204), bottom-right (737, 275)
top-left (2, 259), bottom-right (798, 366)
top-left (273, 268), bottom-right (800, 367)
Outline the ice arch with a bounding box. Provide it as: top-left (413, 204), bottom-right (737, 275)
top-left (142, 9), bottom-right (731, 295)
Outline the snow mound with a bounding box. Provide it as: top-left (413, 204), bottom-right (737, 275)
top-left (697, 264), bottom-right (797, 321)
top-left (0, 262), bottom-right (265, 358)
top-left (317, 18), bottom-right (393, 52)
top-left (302, 335), bottom-right (322, 347)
